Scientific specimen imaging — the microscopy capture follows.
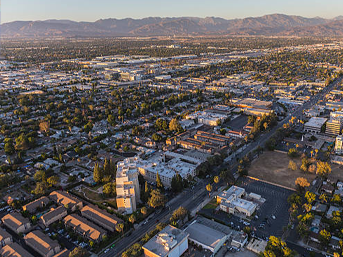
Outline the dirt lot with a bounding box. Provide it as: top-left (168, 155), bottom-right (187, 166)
top-left (248, 151), bottom-right (316, 189)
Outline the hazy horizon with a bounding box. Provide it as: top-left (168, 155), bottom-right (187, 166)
top-left (1, 0), bottom-right (343, 24)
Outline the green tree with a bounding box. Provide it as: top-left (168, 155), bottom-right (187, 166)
top-left (148, 189), bottom-right (166, 209)
top-left (93, 163), bottom-right (103, 183)
top-left (156, 171), bottom-right (163, 189)
top-left (34, 170), bottom-right (46, 182)
top-left (69, 246), bottom-right (87, 257)
top-left (47, 175), bottom-right (60, 187)
top-left (171, 174), bottom-right (183, 193)
top-left (34, 182), bottom-right (47, 195)
top-left (169, 118), bottom-right (182, 132)
top-left (103, 182), bottom-right (116, 197)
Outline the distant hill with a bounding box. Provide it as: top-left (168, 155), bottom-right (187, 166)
top-left (1, 14), bottom-right (343, 38)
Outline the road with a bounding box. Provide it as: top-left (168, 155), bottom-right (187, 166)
top-left (102, 76), bottom-right (342, 257)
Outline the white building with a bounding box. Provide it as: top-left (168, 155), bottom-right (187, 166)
top-left (116, 157), bottom-right (141, 214)
top-left (217, 186), bottom-right (258, 217)
top-left (335, 135), bottom-right (343, 155)
top-left (304, 117), bottom-right (327, 134)
top-left (142, 225), bottom-right (189, 257)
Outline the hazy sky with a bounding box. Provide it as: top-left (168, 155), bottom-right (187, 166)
top-left (1, 0), bottom-right (343, 24)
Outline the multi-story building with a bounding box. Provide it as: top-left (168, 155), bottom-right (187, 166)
top-left (304, 117), bottom-right (327, 134)
top-left (0, 242), bottom-right (34, 257)
top-left (41, 206), bottom-right (68, 227)
top-left (0, 228), bottom-right (12, 248)
top-left (335, 135), bottom-right (343, 155)
top-left (24, 230), bottom-right (61, 257)
top-left (64, 214), bottom-right (106, 242)
top-left (23, 196), bottom-right (50, 214)
top-left (81, 205), bottom-right (123, 232)
top-left (116, 157), bottom-right (141, 214)
top-left (326, 119), bottom-right (341, 136)
top-left (49, 191), bottom-right (83, 212)
top-left (217, 186), bottom-right (258, 217)
top-left (1, 212), bottom-right (31, 234)
top-left (142, 225), bottom-right (189, 257)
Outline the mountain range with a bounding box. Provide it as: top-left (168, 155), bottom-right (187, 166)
top-left (2, 14), bottom-right (343, 38)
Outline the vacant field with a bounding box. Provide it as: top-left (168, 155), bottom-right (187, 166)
top-left (328, 163), bottom-right (343, 182)
top-left (248, 151), bottom-right (316, 189)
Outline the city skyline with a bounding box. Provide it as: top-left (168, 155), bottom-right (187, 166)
top-left (1, 0), bottom-right (343, 24)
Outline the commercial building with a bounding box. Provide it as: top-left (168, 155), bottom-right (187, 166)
top-left (0, 228), bottom-right (12, 248)
top-left (64, 214), bottom-right (106, 242)
top-left (49, 191), bottom-right (83, 212)
top-left (142, 225), bottom-right (189, 257)
top-left (304, 117), bottom-right (327, 134)
top-left (217, 186), bottom-right (258, 217)
top-left (335, 135), bottom-right (343, 155)
top-left (1, 212), bottom-right (31, 234)
top-left (0, 242), bottom-right (34, 257)
top-left (40, 206), bottom-right (68, 227)
top-left (81, 205), bottom-right (123, 232)
top-left (116, 157), bottom-right (141, 214)
top-left (326, 119), bottom-right (341, 136)
top-left (186, 110), bottom-right (228, 126)
top-left (246, 238), bottom-right (268, 254)
top-left (185, 217), bottom-right (232, 255)
top-left (24, 230), bottom-right (61, 257)
top-left (23, 196), bottom-right (50, 214)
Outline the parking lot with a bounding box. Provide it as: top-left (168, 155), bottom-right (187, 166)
top-left (199, 177), bottom-right (292, 240)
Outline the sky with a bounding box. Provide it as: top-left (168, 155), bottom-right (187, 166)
top-left (1, 0), bottom-right (343, 24)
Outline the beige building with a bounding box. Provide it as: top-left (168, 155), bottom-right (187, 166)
top-left (64, 214), bottom-right (106, 242)
top-left (116, 157), bottom-right (141, 214)
top-left (81, 205), bottom-right (123, 232)
top-left (0, 228), bottom-right (12, 248)
top-left (0, 242), bottom-right (34, 257)
top-left (1, 212), bottom-right (31, 234)
top-left (41, 206), bottom-right (68, 227)
top-left (25, 230), bottom-right (61, 257)
top-left (23, 196), bottom-right (50, 214)
top-left (49, 191), bottom-right (83, 211)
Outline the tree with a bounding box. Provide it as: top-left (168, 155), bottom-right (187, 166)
top-left (305, 191), bottom-right (316, 204)
top-left (214, 176), bottom-right (219, 184)
top-left (169, 118), bottom-right (182, 132)
top-left (34, 170), bottom-right (46, 182)
top-left (103, 158), bottom-right (111, 177)
top-left (156, 171), bottom-right (163, 189)
top-left (171, 174), bottom-right (183, 193)
top-left (39, 121), bottom-right (50, 133)
top-left (93, 163), bottom-right (103, 183)
top-left (170, 207), bottom-right (188, 222)
top-left (103, 182), bottom-right (116, 197)
top-left (34, 182), bottom-right (47, 195)
top-left (300, 157), bottom-right (309, 172)
top-left (263, 236), bottom-right (294, 257)
top-left (295, 177), bottom-right (310, 189)
top-left (129, 214), bottom-right (136, 224)
top-left (148, 189), bottom-right (166, 208)
top-left (151, 133), bottom-right (162, 142)
top-left (288, 148), bottom-right (298, 158)
top-left (115, 223), bottom-right (124, 235)
top-left (288, 160), bottom-right (297, 171)
top-left (316, 161), bottom-right (331, 178)
top-left (107, 114), bottom-right (116, 127)
top-left (47, 175), bottom-right (60, 187)
top-left (319, 229), bottom-right (331, 246)
top-left (206, 184), bottom-right (212, 196)
top-left (141, 207), bottom-right (147, 216)
top-left (4, 138), bottom-right (15, 155)
top-left (69, 246), bottom-right (87, 257)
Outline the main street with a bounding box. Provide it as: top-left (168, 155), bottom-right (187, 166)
top-left (102, 76), bottom-right (342, 257)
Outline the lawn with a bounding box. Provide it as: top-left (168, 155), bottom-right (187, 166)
top-left (248, 151), bottom-right (316, 189)
top-left (203, 198), bottom-right (218, 210)
top-left (82, 187), bottom-right (103, 202)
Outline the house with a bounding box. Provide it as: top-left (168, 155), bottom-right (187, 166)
top-left (81, 205), bottom-right (123, 232)
top-left (1, 212), bottom-right (31, 234)
top-left (49, 191), bottom-right (83, 212)
top-left (25, 230), bottom-right (61, 257)
top-left (0, 228), bottom-right (12, 248)
top-left (321, 182), bottom-right (334, 195)
top-left (41, 206), bottom-right (68, 227)
top-left (0, 242), bottom-right (34, 257)
top-left (231, 233), bottom-right (248, 248)
top-left (247, 238), bottom-right (268, 254)
top-left (142, 225), bottom-right (189, 257)
top-left (23, 196), bottom-right (50, 214)
top-left (64, 214), bottom-right (106, 242)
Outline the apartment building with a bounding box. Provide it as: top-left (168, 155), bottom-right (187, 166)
top-left (335, 135), bottom-right (343, 155)
top-left (41, 206), bottom-right (68, 227)
top-left (49, 191), bottom-right (83, 212)
top-left (0, 228), bottom-right (12, 248)
top-left (326, 119), bottom-right (341, 136)
top-left (64, 214), bottom-right (106, 242)
top-left (81, 205), bottom-right (123, 232)
top-left (116, 157), bottom-right (141, 214)
top-left (24, 230), bottom-right (61, 257)
top-left (23, 196), bottom-right (50, 214)
top-left (1, 212), bottom-right (31, 234)
top-left (0, 242), bottom-right (34, 257)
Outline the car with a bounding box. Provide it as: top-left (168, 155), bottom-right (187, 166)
top-left (272, 215), bottom-right (276, 220)
top-left (104, 249), bottom-right (110, 253)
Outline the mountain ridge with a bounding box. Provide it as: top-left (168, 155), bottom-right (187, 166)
top-left (1, 14), bottom-right (343, 38)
